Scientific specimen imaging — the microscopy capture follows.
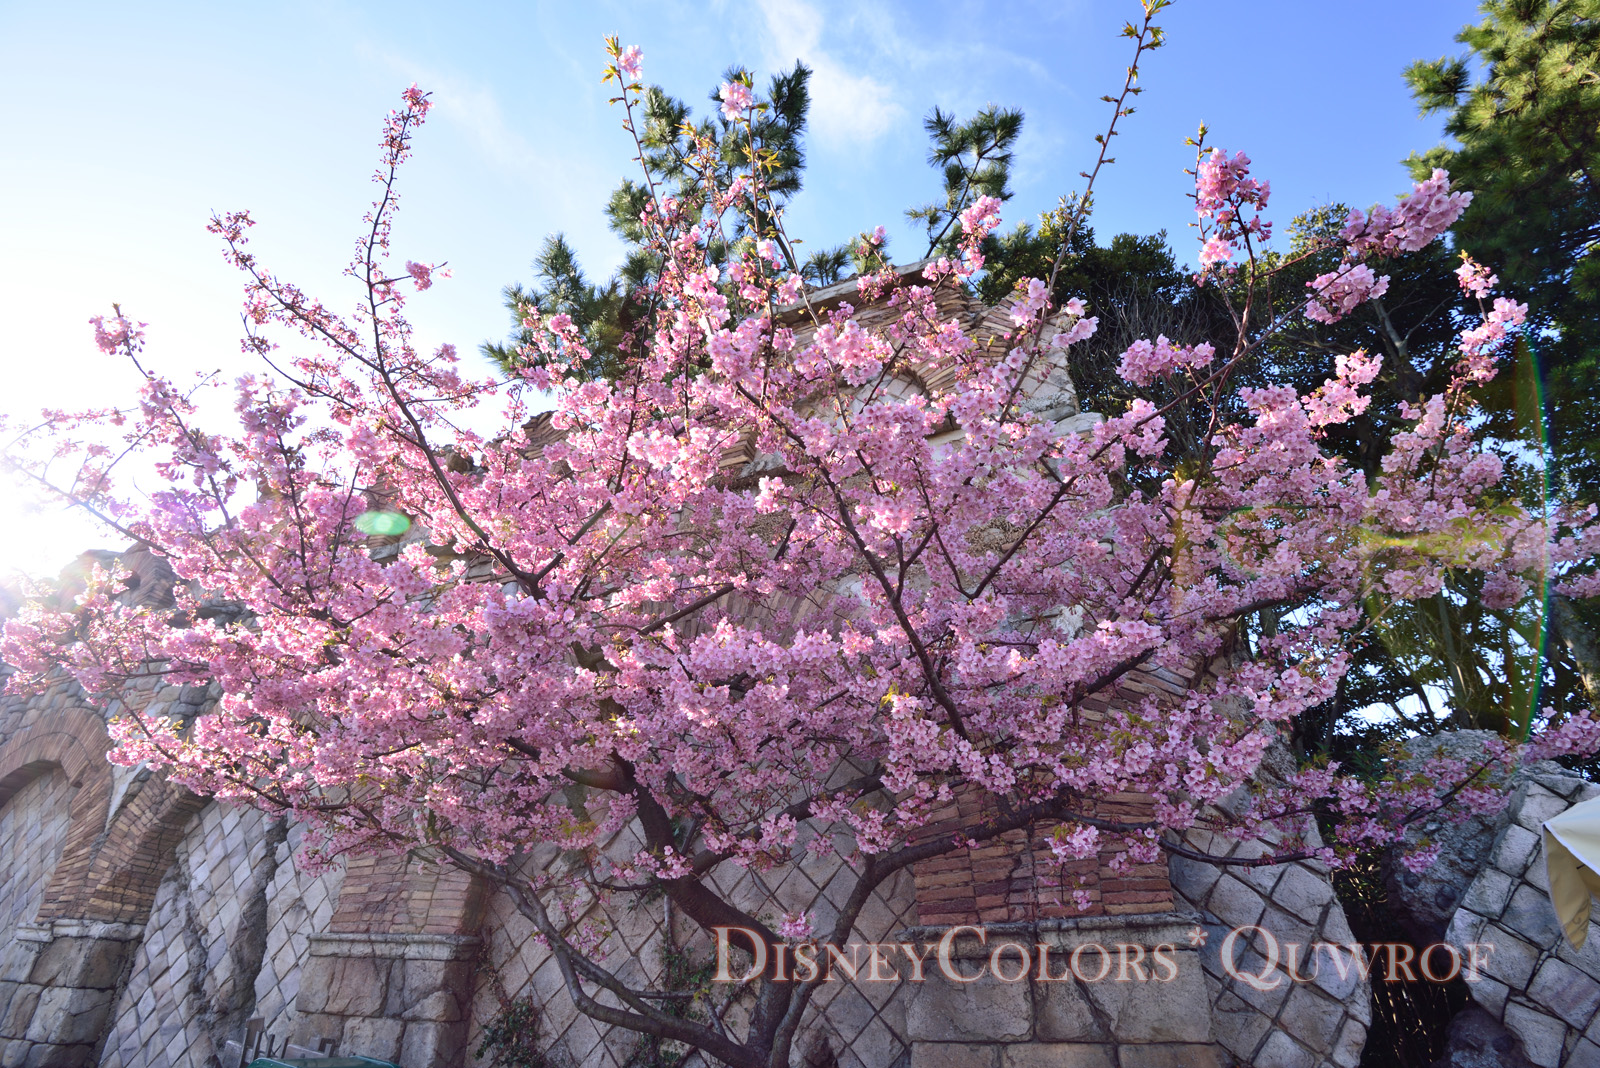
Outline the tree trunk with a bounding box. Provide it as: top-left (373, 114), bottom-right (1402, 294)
top-left (1551, 593), bottom-right (1600, 709)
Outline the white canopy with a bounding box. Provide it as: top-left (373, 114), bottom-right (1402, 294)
top-left (1543, 794), bottom-right (1600, 949)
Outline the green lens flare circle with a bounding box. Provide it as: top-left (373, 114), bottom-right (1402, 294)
top-left (354, 510), bottom-right (412, 537)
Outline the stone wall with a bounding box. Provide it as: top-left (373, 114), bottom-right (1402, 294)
top-left (466, 827), bottom-right (924, 1068)
top-left (899, 913), bottom-right (1223, 1068)
top-left (98, 803), bottom-right (343, 1068)
top-left (0, 771), bottom-right (74, 941)
top-left (1170, 837), bottom-right (1370, 1068)
top-left (1447, 772), bottom-right (1600, 1067)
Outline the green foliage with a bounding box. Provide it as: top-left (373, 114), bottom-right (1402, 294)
top-left (1385, 0), bottom-right (1600, 742)
top-left (483, 64), bottom-right (814, 380)
top-left (482, 234), bottom-right (631, 382)
top-left (1404, 0), bottom-right (1600, 502)
top-left (621, 938), bottom-right (720, 1068)
top-left (475, 996), bottom-right (555, 1068)
top-left (906, 105), bottom-right (1025, 259)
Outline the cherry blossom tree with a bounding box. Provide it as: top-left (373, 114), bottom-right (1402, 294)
top-left (5, 12), bottom-right (1600, 1066)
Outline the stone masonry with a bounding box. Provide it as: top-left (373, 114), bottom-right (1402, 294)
top-left (1447, 771), bottom-right (1600, 1067)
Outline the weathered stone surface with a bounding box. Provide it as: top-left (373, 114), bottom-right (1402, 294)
top-left (1380, 734), bottom-right (1570, 944)
top-left (1205, 876), bottom-right (1265, 930)
top-left (1444, 770), bottom-right (1600, 1066)
top-left (1427, 1005), bottom-right (1535, 1068)
top-left (1330, 1017), bottom-right (1366, 1068)
top-left (1252, 1029), bottom-right (1318, 1068)
top-left (1079, 962), bottom-right (1212, 1044)
top-left (1527, 956), bottom-right (1600, 1030)
top-left (904, 972), bottom-right (1032, 1043)
top-left (1033, 981), bottom-right (1108, 1043)
top-left (1116, 1042), bottom-right (1228, 1068)
top-left (1000, 1043), bottom-right (1115, 1068)
top-left (911, 1042), bottom-right (1001, 1068)
top-left (1502, 1001), bottom-right (1566, 1068)
top-left (340, 1015), bottom-right (404, 1062)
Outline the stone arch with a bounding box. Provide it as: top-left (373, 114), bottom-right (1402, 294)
top-left (0, 701), bottom-right (208, 927)
top-left (0, 707), bottom-right (115, 922)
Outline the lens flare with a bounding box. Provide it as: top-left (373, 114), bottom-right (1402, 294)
top-left (353, 510), bottom-right (411, 537)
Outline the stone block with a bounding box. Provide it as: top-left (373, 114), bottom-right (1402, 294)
top-left (1330, 1017), bottom-right (1366, 1068)
top-left (398, 1020), bottom-right (465, 1068)
top-left (322, 957), bottom-right (388, 1017)
top-left (1168, 853), bottom-right (1221, 902)
top-left (1469, 976), bottom-right (1510, 1016)
top-left (1527, 956), bottom-right (1600, 1030)
top-left (1259, 905), bottom-right (1313, 952)
top-left (1209, 989), bottom-right (1271, 1063)
top-left (25, 941), bottom-right (91, 988)
top-left (1034, 981), bottom-right (1109, 1043)
top-left (24, 1042), bottom-right (90, 1068)
top-left (1516, 787), bottom-right (1573, 832)
top-left (291, 957), bottom-right (333, 1014)
top-left (1503, 1001), bottom-right (1567, 1068)
top-left (1278, 984), bottom-right (1344, 1054)
top-left (25, 987), bottom-right (113, 1045)
top-left (1080, 962), bottom-right (1212, 1044)
top-left (403, 990), bottom-right (463, 1023)
top-left (1460, 868), bottom-right (1516, 920)
top-left (1482, 927), bottom-right (1541, 990)
top-left (1115, 1043), bottom-right (1227, 1068)
top-left (1206, 876), bottom-right (1265, 930)
top-left (1001, 1043), bottom-right (1116, 1068)
top-left (1503, 885), bottom-right (1565, 951)
top-left (1252, 1030), bottom-right (1318, 1068)
top-left (1496, 825), bottom-right (1542, 878)
top-left (0, 987), bottom-right (39, 1037)
top-left (910, 1043), bottom-right (999, 1068)
top-left (341, 1016), bottom-right (405, 1063)
top-left (905, 972), bottom-right (1032, 1043)
top-left (1270, 865), bottom-right (1333, 925)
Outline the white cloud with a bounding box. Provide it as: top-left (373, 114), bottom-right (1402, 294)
top-left (756, 0), bottom-right (900, 147)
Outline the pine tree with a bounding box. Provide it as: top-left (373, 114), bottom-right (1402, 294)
top-left (483, 63), bottom-right (813, 379)
top-left (1405, 0), bottom-right (1600, 500)
top-left (1404, 0), bottom-right (1600, 715)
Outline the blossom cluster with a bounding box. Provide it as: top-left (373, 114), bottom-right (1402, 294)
top-left (3, 78), bottom-right (1593, 999)
top-left (1194, 148), bottom-right (1271, 269)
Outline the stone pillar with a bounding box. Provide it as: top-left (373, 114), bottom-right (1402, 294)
top-left (289, 855), bottom-right (487, 1066)
top-left (291, 933), bottom-right (480, 1068)
top-left (902, 915), bottom-right (1224, 1068)
top-left (0, 920), bottom-right (143, 1068)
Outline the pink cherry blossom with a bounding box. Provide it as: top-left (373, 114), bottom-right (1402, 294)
top-left (1455, 253), bottom-right (1497, 299)
top-left (3, 73), bottom-right (1594, 1068)
top-left (618, 45), bottom-right (643, 81)
top-left (1117, 334), bottom-right (1216, 386)
top-left (719, 79), bottom-right (753, 120)
top-left (1305, 263), bottom-right (1390, 324)
top-left (1340, 169), bottom-right (1472, 256)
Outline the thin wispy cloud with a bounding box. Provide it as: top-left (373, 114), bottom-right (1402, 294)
top-left (756, 0), bottom-right (900, 147)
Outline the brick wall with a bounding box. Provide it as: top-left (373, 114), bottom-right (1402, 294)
top-left (910, 786), bottom-right (1173, 927)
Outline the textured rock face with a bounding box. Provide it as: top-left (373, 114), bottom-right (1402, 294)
top-left (1447, 772), bottom-right (1600, 1067)
top-left (97, 803), bottom-right (343, 1068)
top-left (1169, 833), bottom-right (1372, 1068)
top-left (1429, 1006), bottom-right (1536, 1068)
top-left (1384, 732), bottom-right (1570, 945)
top-left (900, 914), bottom-right (1226, 1068)
top-left (467, 825), bottom-right (924, 1068)
top-left (0, 772), bottom-right (74, 937)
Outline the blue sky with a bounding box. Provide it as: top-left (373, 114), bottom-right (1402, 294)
top-left (0, 0), bottom-right (1477, 576)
